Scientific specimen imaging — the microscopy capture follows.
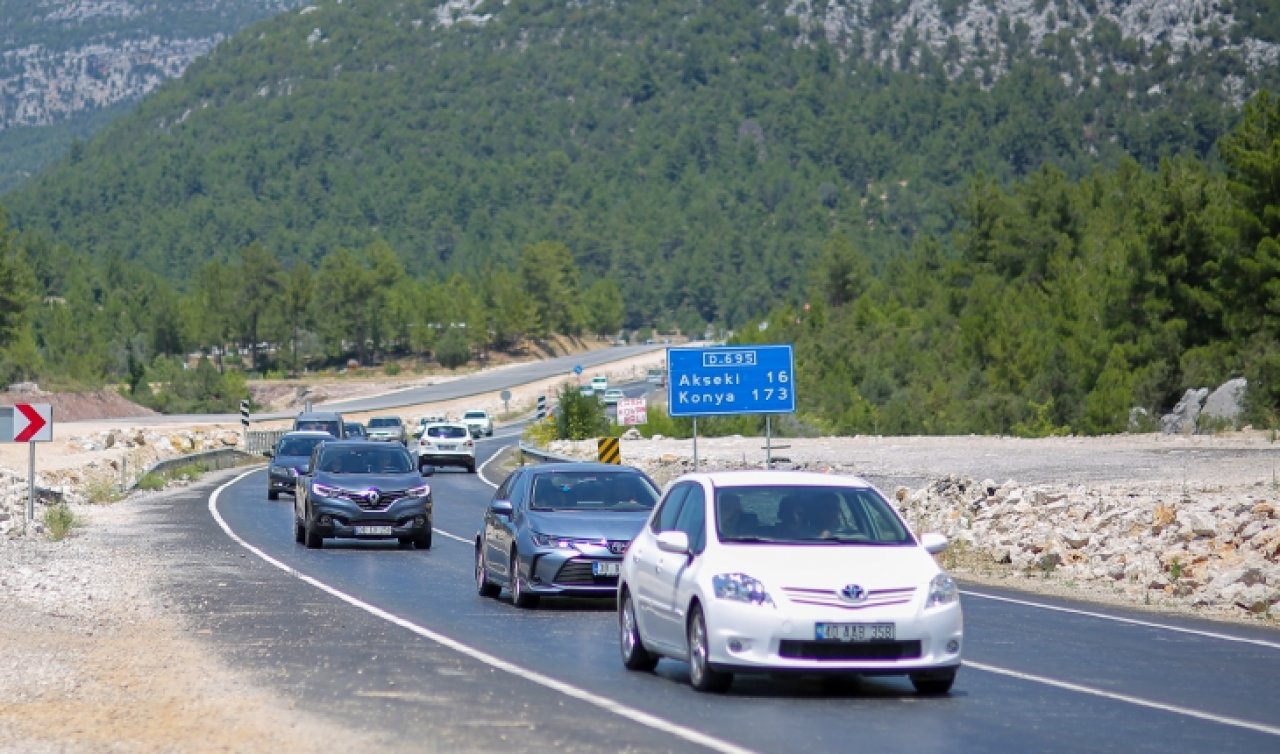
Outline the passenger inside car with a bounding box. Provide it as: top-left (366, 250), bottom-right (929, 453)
top-left (717, 492), bottom-right (761, 538)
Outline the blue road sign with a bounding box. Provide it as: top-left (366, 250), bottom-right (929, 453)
top-left (573, 364), bottom-right (584, 375)
top-left (667, 345), bottom-right (795, 417)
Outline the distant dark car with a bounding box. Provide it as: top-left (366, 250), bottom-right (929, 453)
top-left (344, 421), bottom-right (367, 439)
top-left (293, 440), bottom-right (433, 550)
top-left (474, 462), bottom-right (660, 608)
top-left (293, 411), bottom-right (346, 439)
top-left (264, 430), bottom-right (333, 500)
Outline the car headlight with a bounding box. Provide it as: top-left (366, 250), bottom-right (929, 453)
top-left (530, 532), bottom-right (587, 549)
top-left (712, 573), bottom-right (774, 607)
top-left (926, 573), bottom-right (959, 608)
top-left (311, 482), bottom-right (341, 498)
top-left (406, 484), bottom-right (430, 498)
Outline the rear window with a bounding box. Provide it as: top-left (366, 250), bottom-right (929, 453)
top-left (427, 425), bottom-right (469, 439)
top-left (463, 411), bottom-right (485, 419)
top-left (369, 417), bottom-right (400, 428)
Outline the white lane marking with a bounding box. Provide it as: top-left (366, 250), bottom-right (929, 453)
top-left (961, 590), bottom-right (1280, 650)
top-left (209, 471), bottom-right (754, 754)
top-left (964, 660), bottom-right (1280, 737)
top-left (433, 528), bottom-right (470, 544)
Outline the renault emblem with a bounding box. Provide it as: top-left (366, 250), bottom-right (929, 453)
top-left (365, 488), bottom-right (381, 506)
top-left (838, 584), bottom-right (867, 603)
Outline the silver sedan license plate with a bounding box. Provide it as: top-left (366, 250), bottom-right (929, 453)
top-left (815, 622), bottom-right (895, 641)
top-left (354, 525), bottom-right (393, 536)
top-left (592, 561), bottom-right (620, 577)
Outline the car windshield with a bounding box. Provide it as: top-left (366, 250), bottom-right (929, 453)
top-left (368, 418), bottom-right (400, 428)
top-left (463, 411), bottom-right (485, 419)
top-left (296, 420), bottom-right (340, 436)
top-left (317, 447), bottom-right (415, 474)
top-left (277, 437), bottom-right (326, 456)
top-left (715, 485), bottom-right (913, 545)
top-left (529, 471), bottom-right (658, 511)
top-left (427, 425), bottom-right (469, 439)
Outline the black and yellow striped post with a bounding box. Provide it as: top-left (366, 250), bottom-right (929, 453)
top-left (597, 437), bottom-right (621, 464)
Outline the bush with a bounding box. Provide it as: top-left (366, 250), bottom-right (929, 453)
top-left (43, 503), bottom-right (81, 541)
top-left (435, 329), bottom-right (471, 369)
top-left (383, 362), bottom-right (402, 376)
top-left (136, 473), bottom-right (165, 491)
top-left (554, 382), bottom-right (609, 440)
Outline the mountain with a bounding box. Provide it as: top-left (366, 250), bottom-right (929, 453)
top-left (0, 0), bottom-right (304, 192)
top-left (3, 0), bottom-right (1278, 332)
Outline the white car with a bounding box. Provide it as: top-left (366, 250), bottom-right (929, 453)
top-left (461, 409), bottom-right (493, 437)
top-left (601, 388), bottom-right (625, 405)
top-left (414, 422), bottom-right (476, 473)
top-left (617, 470), bottom-right (962, 694)
top-left (591, 375), bottom-right (608, 393)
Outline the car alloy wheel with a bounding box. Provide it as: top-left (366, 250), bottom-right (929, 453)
top-left (687, 606), bottom-right (731, 693)
top-left (510, 550), bottom-right (539, 608)
top-left (476, 545), bottom-right (500, 597)
top-left (619, 591), bottom-right (658, 672)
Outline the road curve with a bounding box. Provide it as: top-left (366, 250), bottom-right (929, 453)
top-left (151, 436), bottom-right (1280, 753)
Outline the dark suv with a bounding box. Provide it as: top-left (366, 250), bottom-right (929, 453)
top-left (293, 411), bottom-right (346, 438)
top-left (294, 440), bottom-right (433, 549)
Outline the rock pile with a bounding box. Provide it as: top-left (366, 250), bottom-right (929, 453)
top-left (0, 427), bottom-right (242, 537)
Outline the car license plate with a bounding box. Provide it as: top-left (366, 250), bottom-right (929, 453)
top-left (815, 623), bottom-right (895, 641)
top-left (438, 444), bottom-right (455, 450)
top-left (354, 525), bottom-right (393, 536)
top-left (592, 561), bottom-right (620, 577)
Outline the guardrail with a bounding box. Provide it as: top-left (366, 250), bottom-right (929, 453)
top-left (129, 448), bottom-right (261, 490)
top-left (246, 429), bottom-right (288, 454)
top-left (516, 441), bottom-right (580, 465)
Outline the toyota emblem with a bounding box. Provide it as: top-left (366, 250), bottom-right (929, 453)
top-left (838, 584), bottom-right (868, 603)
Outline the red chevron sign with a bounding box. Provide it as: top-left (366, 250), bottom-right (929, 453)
top-left (11, 403), bottom-right (51, 442)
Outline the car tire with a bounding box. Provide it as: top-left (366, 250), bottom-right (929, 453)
top-left (476, 545), bottom-right (500, 597)
top-left (267, 490), bottom-right (279, 501)
top-left (413, 524), bottom-right (432, 550)
top-left (510, 550), bottom-right (539, 609)
top-left (687, 605), bottom-right (731, 693)
top-left (910, 669), bottom-right (957, 695)
top-left (467, 461), bottom-right (476, 474)
top-left (293, 516), bottom-right (305, 544)
top-left (619, 590), bottom-right (658, 672)
top-left (304, 511), bottom-right (323, 550)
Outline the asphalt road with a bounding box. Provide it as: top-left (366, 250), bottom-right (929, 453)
top-left (145, 432), bottom-right (1280, 754)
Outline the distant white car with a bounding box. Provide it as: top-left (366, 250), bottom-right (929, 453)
top-left (618, 470), bottom-right (963, 694)
top-left (365, 416), bottom-right (407, 444)
top-left (414, 422), bottom-right (476, 473)
top-left (591, 375), bottom-right (609, 393)
top-left (601, 388), bottom-right (625, 405)
top-left (461, 409), bottom-right (493, 437)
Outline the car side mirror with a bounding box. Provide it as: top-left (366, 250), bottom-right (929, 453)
top-left (656, 530), bottom-right (690, 555)
top-left (489, 500), bottom-right (513, 518)
top-left (421, 465), bottom-right (437, 477)
top-left (920, 532), bottom-right (948, 555)
top-left (263, 450), bottom-right (274, 458)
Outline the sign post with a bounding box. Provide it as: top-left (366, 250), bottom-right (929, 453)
top-left (666, 345), bottom-right (795, 470)
top-left (1, 403), bottom-right (53, 532)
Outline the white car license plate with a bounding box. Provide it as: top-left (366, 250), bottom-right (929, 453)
top-left (592, 561), bottom-right (620, 577)
top-left (815, 623), bottom-right (895, 641)
top-left (354, 525), bottom-right (393, 536)
top-left (438, 444), bottom-right (455, 450)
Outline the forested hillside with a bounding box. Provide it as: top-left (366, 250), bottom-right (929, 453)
top-left (0, 1), bottom-right (1276, 429)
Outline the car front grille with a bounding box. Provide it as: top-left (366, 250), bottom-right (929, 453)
top-left (553, 559), bottom-right (618, 586)
top-left (778, 640), bottom-right (922, 661)
top-left (332, 488), bottom-right (410, 511)
top-left (781, 586), bottom-right (916, 611)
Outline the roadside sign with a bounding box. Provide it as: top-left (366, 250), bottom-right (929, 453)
top-left (666, 345), bottom-right (795, 417)
top-left (597, 437), bottom-right (621, 464)
top-left (573, 364), bottom-right (583, 375)
top-left (617, 397), bottom-right (648, 426)
top-left (1, 403), bottom-right (52, 442)
top-left (239, 399), bottom-right (250, 428)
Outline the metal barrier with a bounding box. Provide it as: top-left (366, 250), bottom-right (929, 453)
top-left (246, 429), bottom-right (288, 454)
top-left (129, 448), bottom-right (260, 490)
top-left (516, 441), bottom-right (580, 465)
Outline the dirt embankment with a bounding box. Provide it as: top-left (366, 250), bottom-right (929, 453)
top-left (0, 387), bottom-right (156, 422)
